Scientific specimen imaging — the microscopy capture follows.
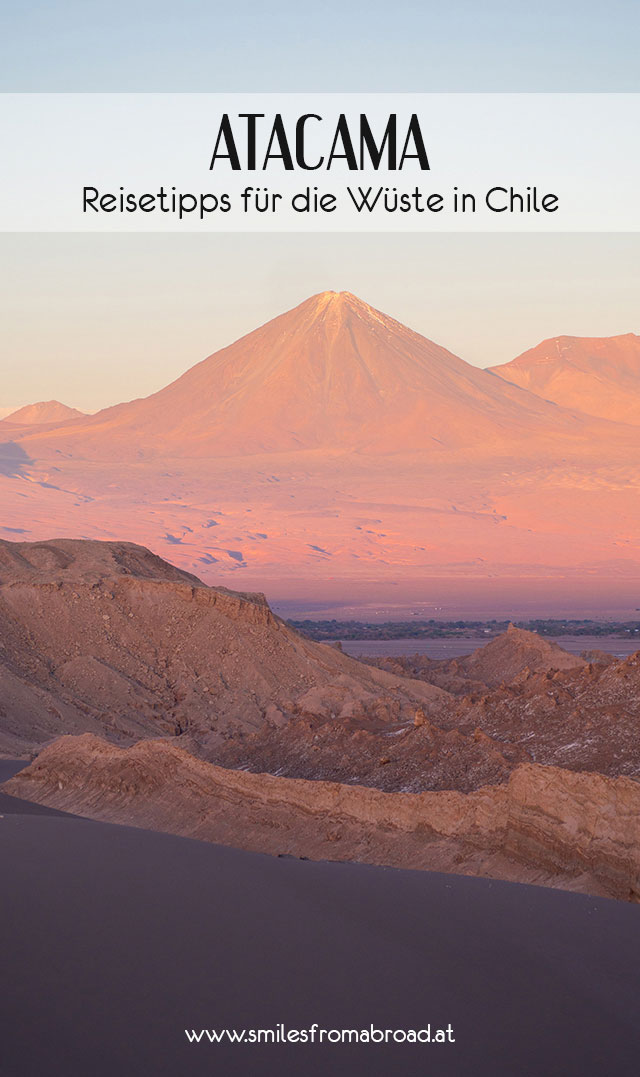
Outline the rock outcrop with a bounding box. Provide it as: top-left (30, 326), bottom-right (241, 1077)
top-left (4, 540), bottom-right (640, 796)
top-left (442, 650), bottom-right (640, 778)
top-left (364, 626), bottom-right (587, 696)
top-left (5, 734), bottom-right (640, 902)
top-left (454, 624), bottom-right (586, 686)
top-left (0, 538), bottom-right (446, 757)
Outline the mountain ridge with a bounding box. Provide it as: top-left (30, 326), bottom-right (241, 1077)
top-left (9, 291), bottom-right (615, 460)
top-left (3, 400), bottom-right (85, 426)
top-left (491, 333), bottom-right (640, 424)
top-left (2, 294), bottom-right (639, 586)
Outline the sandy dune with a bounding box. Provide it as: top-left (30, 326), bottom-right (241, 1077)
top-left (3, 775), bottom-right (639, 1076)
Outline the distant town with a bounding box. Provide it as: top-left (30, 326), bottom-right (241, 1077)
top-left (289, 618), bottom-right (640, 641)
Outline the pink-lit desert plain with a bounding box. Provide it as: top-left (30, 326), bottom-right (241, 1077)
top-left (2, 291), bottom-right (639, 614)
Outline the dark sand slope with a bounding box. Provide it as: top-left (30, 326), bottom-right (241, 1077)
top-left (1, 774), bottom-right (640, 1077)
top-left (5, 735), bottom-right (640, 901)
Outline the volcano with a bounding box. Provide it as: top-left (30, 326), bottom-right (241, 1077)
top-left (2, 292), bottom-right (639, 592)
top-left (491, 334), bottom-right (640, 425)
top-left (12, 291), bottom-right (598, 461)
top-left (3, 400), bottom-right (85, 426)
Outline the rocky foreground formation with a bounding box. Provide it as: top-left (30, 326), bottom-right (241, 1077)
top-left (4, 734), bottom-right (640, 902)
top-left (3, 539), bottom-right (640, 795)
top-left (448, 623), bottom-right (587, 685)
top-left (3, 538), bottom-right (640, 900)
top-left (367, 623), bottom-right (587, 694)
top-left (367, 630), bottom-right (640, 779)
top-left (224, 626), bottom-right (640, 790)
top-left (0, 537), bottom-right (445, 758)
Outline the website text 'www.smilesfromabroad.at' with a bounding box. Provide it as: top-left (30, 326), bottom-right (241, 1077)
top-left (185, 1023), bottom-right (456, 1046)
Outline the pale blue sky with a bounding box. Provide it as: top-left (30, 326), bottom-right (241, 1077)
top-left (1, 3), bottom-right (638, 413)
top-left (0, 1), bottom-right (638, 91)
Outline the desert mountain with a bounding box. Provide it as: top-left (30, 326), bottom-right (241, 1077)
top-left (2, 294), bottom-right (639, 588)
top-left (3, 400), bottom-right (85, 426)
top-left (11, 291), bottom-right (605, 460)
top-left (491, 334), bottom-right (640, 424)
top-left (0, 537), bottom-right (445, 757)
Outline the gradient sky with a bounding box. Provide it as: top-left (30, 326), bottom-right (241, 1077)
top-left (1, 1), bottom-right (639, 91)
top-left (2, 233), bottom-right (639, 413)
top-left (1, 2), bottom-right (638, 412)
